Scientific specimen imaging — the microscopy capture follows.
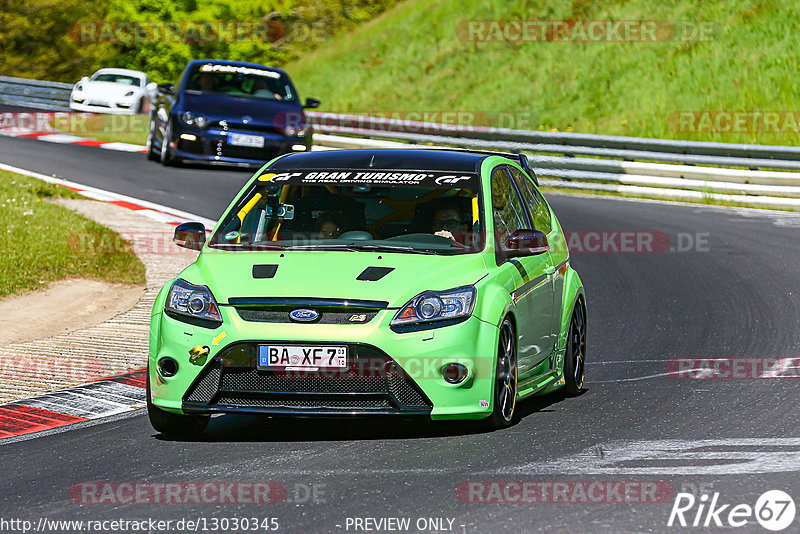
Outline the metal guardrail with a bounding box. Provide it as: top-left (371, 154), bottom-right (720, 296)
top-left (0, 76), bottom-right (73, 111)
top-left (305, 111), bottom-right (800, 171)
top-left (312, 133), bottom-right (800, 210)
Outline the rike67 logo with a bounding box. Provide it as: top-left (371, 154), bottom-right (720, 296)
top-left (668, 490), bottom-right (796, 531)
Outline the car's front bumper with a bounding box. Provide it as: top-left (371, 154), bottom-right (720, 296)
top-left (149, 304), bottom-right (500, 421)
top-left (167, 124), bottom-right (312, 166)
top-left (70, 100), bottom-right (139, 115)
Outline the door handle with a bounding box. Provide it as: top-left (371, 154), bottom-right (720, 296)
top-left (544, 265), bottom-right (556, 275)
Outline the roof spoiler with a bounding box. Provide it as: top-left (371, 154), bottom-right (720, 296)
top-left (517, 153), bottom-right (538, 186)
top-left (432, 147), bottom-right (539, 187)
top-left (415, 147), bottom-right (539, 186)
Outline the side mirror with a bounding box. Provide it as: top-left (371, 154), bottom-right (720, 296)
top-left (173, 222), bottom-right (206, 250)
top-left (505, 229), bottom-right (548, 257)
top-left (303, 97), bottom-right (321, 109)
top-left (157, 83), bottom-right (175, 95)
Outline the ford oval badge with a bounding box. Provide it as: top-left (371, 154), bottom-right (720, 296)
top-left (289, 308), bottom-right (319, 322)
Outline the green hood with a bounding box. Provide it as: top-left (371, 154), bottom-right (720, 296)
top-left (180, 249), bottom-right (489, 308)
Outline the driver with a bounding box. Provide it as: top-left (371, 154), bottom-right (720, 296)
top-left (316, 212), bottom-right (345, 239)
top-left (432, 204), bottom-right (467, 243)
top-left (252, 78), bottom-right (282, 100)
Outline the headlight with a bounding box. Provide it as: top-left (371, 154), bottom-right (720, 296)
top-left (124, 90), bottom-right (135, 97)
top-left (75, 84), bottom-right (83, 91)
top-left (165, 279), bottom-right (222, 325)
top-left (181, 111), bottom-right (208, 128)
top-left (284, 125), bottom-right (306, 137)
top-left (391, 286), bottom-right (476, 329)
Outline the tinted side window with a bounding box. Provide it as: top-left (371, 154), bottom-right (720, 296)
top-left (507, 166), bottom-right (552, 233)
top-left (490, 167), bottom-right (528, 247)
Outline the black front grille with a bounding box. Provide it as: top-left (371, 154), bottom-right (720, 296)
top-left (183, 342), bottom-right (432, 415)
top-left (235, 308), bottom-right (378, 325)
top-left (186, 364), bottom-right (221, 403)
top-left (216, 397), bottom-right (391, 409)
top-left (177, 139), bottom-right (205, 154)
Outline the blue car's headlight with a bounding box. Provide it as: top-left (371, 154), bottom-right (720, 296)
top-left (283, 125), bottom-right (306, 137)
top-left (165, 279), bottom-right (222, 324)
top-left (181, 111), bottom-right (208, 128)
top-left (391, 286), bottom-right (476, 329)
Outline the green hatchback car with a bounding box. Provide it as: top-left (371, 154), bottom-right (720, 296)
top-left (147, 148), bottom-right (586, 435)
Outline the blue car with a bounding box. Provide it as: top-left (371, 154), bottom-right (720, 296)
top-left (146, 60), bottom-right (320, 167)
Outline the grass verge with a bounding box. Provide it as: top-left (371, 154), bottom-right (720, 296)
top-left (0, 171), bottom-right (146, 298)
top-left (288, 0), bottom-right (800, 146)
top-left (48, 114), bottom-right (149, 145)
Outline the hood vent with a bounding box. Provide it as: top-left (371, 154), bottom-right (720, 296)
top-left (357, 266), bottom-right (394, 281)
top-left (252, 264), bottom-right (279, 279)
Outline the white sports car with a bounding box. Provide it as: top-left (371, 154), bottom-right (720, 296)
top-left (70, 68), bottom-right (151, 115)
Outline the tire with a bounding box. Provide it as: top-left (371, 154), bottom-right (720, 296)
top-left (562, 299), bottom-right (586, 396)
top-left (145, 118), bottom-right (159, 161)
top-left (484, 317), bottom-right (518, 429)
top-left (160, 120), bottom-right (174, 166)
top-left (146, 369), bottom-right (209, 437)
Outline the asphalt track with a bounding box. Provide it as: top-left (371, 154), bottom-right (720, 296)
top-left (1, 132), bottom-right (800, 533)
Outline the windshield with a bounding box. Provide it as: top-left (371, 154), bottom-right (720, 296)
top-left (92, 73), bottom-right (142, 86)
top-left (185, 63), bottom-right (297, 102)
top-left (209, 169), bottom-right (485, 255)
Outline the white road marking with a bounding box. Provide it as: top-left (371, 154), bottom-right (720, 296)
top-left (589, 371), bottom-right (685, 383)
top-left (37, 134), bottom-right (87, 144)
top-left (0, 162), bottom-right (216, 228)
top-left (98, 142), bottom-right (146, 152)
top-left (495, 438), bottom-right (800, 475)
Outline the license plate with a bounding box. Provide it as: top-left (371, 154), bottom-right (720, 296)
top-left (258, 345), bottom-right (347, 370)
top-left (228, 133), bottom-right (265, 148)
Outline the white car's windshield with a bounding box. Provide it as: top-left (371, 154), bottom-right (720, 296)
top-left (91, 73), bottom-right (143, 86)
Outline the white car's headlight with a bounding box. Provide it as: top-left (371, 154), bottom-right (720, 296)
top-left (181, 111), bottom-right (208, 128)
top-left (75, 84), bottom-right (83, 91)
top-left (391, 286), bottom-right (476, 330)
top-left (124, 90), bottom-right (135, 97)
top-left (165, 279), bottom-right (222, 324)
